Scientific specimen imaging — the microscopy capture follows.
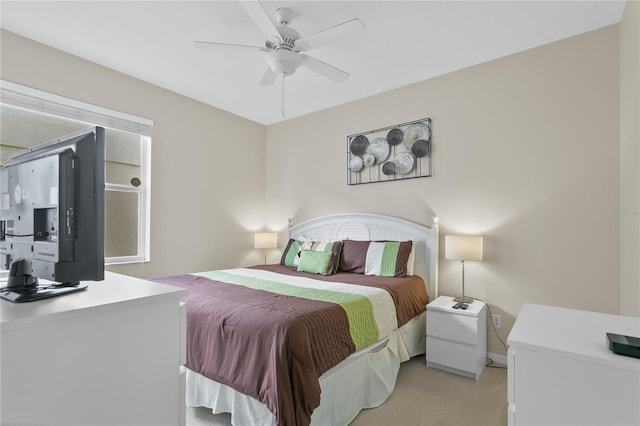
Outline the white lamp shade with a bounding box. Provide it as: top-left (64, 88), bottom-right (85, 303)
top-left (254, 232), bottom-right (277, 249)
top-left (445, 235), bottom-right (483, 261)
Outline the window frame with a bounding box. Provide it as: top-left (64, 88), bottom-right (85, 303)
top-left (0, 80), bottom-right (152, 265)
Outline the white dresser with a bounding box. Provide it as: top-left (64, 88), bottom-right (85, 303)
top-left (426, 295), bottom-right (487, 380)
top-left (1, 271), bottom-right (187, 426)
top-left (507, 303), bottom-right (640, 426)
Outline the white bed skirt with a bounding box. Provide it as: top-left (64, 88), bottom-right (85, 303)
top-left (186, 311), bottom-right (426, 426)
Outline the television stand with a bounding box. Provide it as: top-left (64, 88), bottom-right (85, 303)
top-left (1, 271), bottom-right (187, 425)
top-left (0, 282), bottom-right (87, 303)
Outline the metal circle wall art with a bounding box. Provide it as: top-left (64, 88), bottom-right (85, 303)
top-left (386, 128), bottom-right (403, 146)
top-left (362, 152), bottom-right (375, 167)
top-left (349, 156), bottom-right (364, 173)
top-left (411, 139), bottom-right (430, 158)
top-left (366, 138), bottom-right (390, 164)
top-left (347, 118), bottom-right (432, 185)
top-left (382, 161), bottom-right (396, 175)
top-left (349, 135), bottom-right (369, 156)
top-left (393, 152), bottom-right (415, 175)
top-left (403, 122), bottom-right (430, 151)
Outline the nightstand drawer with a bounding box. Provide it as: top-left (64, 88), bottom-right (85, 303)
top-left (427, 310), bottom-right (479, 345)
top-left (427, 337), bottom-right (484, 374)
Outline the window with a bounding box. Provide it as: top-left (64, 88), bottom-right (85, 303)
top-left (0, 80), bottom-right (152, 265)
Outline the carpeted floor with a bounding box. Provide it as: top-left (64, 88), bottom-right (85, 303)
top-left (186, 355), bottom-right (508, 426)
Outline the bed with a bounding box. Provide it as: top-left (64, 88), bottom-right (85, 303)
top-left (153, 212), bottom-right (439, 426)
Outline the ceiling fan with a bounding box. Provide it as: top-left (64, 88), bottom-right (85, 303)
top-left (194, 2), bottom-right (364, 116)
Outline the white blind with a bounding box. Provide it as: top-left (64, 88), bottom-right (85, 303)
top-left (1, 80), bottom-right (153, 136)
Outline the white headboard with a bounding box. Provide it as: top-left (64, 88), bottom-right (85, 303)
top-left (289, 213), bottom-right (439, 299)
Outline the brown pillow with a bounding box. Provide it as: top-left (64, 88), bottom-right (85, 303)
top-left (339, 240), bottom-right (371, 273)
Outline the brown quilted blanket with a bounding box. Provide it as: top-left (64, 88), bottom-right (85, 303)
top-left (153, 264), bottom-right (428, 425)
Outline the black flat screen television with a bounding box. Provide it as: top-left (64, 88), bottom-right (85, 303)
top-left (0, 126), bottom-right (105, 302)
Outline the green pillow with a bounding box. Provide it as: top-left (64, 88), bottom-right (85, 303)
top-left (297, 250), bottom-right (332, 275)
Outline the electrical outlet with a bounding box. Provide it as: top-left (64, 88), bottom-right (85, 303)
top-left (492, 314), bottom-right (502, 329)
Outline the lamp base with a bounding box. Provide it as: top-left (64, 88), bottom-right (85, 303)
top-left (453, 296), bottom-right (474, 304)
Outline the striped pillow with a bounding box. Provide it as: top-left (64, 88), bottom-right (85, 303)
top-left (281, 239), bottom-right (343, 274)
top-left (364, 241), bottom-right (412, 277)
top-left (281, 239), bottom-right (303, 267)
top-left (339, 240), bottom-right (413, 277)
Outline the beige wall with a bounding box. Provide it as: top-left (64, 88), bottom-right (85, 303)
top-left (265, 26), bottom-right (621, 356)
top-left (0, 29), bottom-right (267, 278)
top-left (619, 0), bottom-right (640, 317)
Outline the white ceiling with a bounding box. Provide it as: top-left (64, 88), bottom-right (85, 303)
top-left (0, 1), bottom-right (627, 125)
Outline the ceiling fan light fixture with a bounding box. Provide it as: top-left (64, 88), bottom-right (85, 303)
top-left (267, 49), bottom-right (303, 76)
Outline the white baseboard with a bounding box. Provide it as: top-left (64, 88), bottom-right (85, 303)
top-left (487, 352), bottom-right (507, 366)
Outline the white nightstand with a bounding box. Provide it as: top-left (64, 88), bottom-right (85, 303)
top-left (426, 295), bottom-right (487, 380)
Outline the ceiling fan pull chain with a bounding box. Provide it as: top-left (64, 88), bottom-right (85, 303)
top-left (281, 74), bottom-right (286, 118)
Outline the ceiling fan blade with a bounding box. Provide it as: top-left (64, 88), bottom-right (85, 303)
top-left (296, 18), bottom-right (364, 52)
top-left (299, 54), bottom-right (350, 83)
top-left (239, 1), bottom-right (280, 40)
top-left (259, 67), bottom-right (278, 86)
top-left (194, 41), bottom-right (269, 53)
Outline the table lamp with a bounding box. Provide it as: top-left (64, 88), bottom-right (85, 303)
top-left (445, 235), bottom-right (483, 310)
top-left (255, 232), bottom-right (277, 265)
